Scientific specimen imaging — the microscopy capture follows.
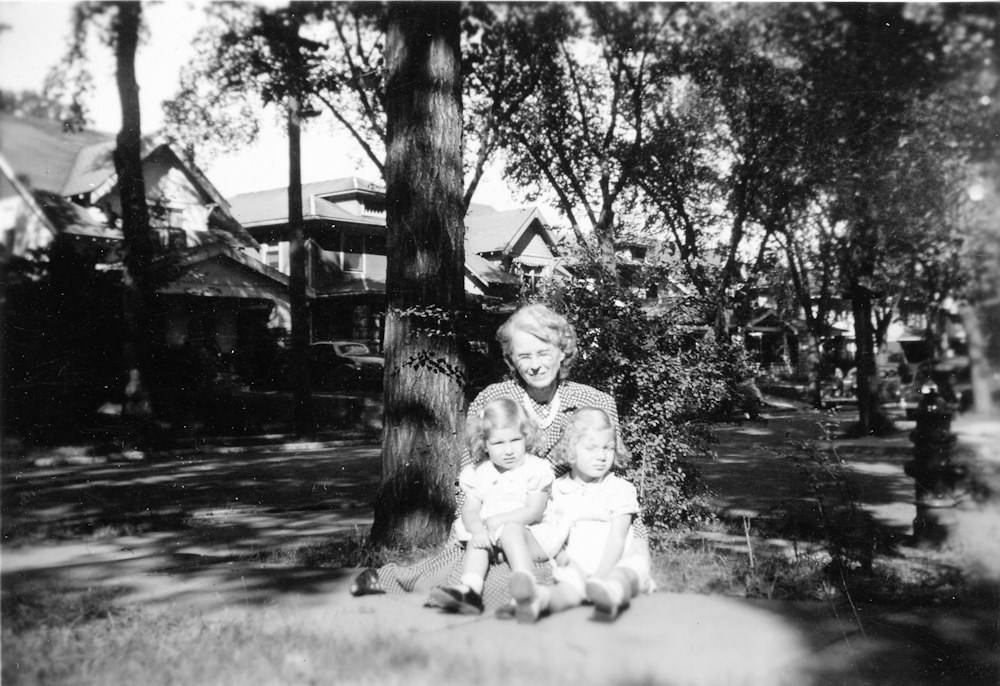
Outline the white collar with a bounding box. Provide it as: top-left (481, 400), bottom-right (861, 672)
top-left (522, 387), bottom-right (561, 429)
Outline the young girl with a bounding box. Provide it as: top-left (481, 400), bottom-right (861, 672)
top-left (509, 407), bottom-right (654, 623)
top-left (428, 397), bottom-right (566, 615)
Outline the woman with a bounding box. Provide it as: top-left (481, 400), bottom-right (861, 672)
top-left (351, 303), bottom-right (645, 610)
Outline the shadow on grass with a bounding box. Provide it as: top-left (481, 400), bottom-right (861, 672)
top-left (1, 445), bottom-right (382, 612)
top-left (772, 580), bottom-right (1000, 685)
top-left (706, 411), bottom-right (914, 538)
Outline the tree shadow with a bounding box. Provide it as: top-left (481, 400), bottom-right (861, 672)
top-left (768, 579), bottom-right (1000, 685)
top-left (706, 414), bottom-right (915, 537)
top-left (1, 445), bottom-right (382, 612)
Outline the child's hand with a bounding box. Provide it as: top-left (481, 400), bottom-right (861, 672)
top-left (469, 531), bottom-right (493, 549)
top-left (483, 515), bottom-right (502, 533)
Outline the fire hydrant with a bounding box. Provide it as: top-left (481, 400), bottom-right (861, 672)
top-left (904, 386), bottom-right (966, 548)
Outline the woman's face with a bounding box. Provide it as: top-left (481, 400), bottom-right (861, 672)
top-left (509, 330), bottom-right (564, 391)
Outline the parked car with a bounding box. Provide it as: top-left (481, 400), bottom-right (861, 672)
top-left (820, 364), bottom-right (903, 409)
top-left (310, 340), bottom-right (384, 392)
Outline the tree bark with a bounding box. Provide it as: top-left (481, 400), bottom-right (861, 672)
top-left (369, 3), bottom-right (466, 549)
top-left (849, 283), bottom-right (889, 434)
top-left (113, 2), bottom-right (155, 445)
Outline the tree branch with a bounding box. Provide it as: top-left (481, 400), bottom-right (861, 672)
top-left (315, 91), bottom-right (385, 177)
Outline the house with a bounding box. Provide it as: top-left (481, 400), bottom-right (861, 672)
top-left (228, 177), bottom-right (568, 343)
top-left (744, 309), bottom-right (799, 372)
top-left (0, 113), bottom-right (290, 357)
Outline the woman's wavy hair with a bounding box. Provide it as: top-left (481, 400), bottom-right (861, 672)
top-left (466, 397), bottom-right (540, 464)
top-left (552, 407), bottom-right (629, 469)
top-left (496, 304), bottom-right (578, 379)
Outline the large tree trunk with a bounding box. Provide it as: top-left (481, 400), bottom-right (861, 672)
top-left (368, 3), bottom-right (466, 549)
top-left (113, 2), bottom-right (155, 447)
top-left (849, 282), bottom-right (889, 434)
top-left (804, 329), bottom-right (824, 409)
top-left (593, 208), bottom-right (618, 283)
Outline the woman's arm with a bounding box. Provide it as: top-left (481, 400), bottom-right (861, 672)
top-left (592, 513), bottom-right (633, 578)
top-left (483, 490), bottom-right (549, 531)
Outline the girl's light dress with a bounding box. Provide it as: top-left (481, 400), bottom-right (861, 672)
top-left (453, 453), bottom-right (566, 557)
top-left (547, 473), bottom-right (655, 594)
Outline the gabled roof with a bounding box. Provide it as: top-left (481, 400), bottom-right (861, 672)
top-left (311, 197), bottom-right (385, 226)
top-left (0, 113), bottom-right (113, 195)
top-left (464, 206), bottom-right (553, 255)
top-left (171, 242), bottom-right (288, 284)
top-left (305, 176), bottom-right (385, 198)
top-left (466, 253), bottom-right (521, 287)
top-left (157, 243), bottom-right (291, 299)
top-left (1, 114), bottom-right (237, 217)
top-left (228, 186), bottom-right (295, 226)
top-left (228, 177), bottom-right (386, 227)
top-left (32, 190), bottom-right (122, 241)
top-left (0, 154), bottom-right (57, 255)
top-left (62, 139), bottom-right (118, 197)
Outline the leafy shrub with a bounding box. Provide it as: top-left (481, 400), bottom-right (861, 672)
top-left (540, 261), bottom-right (759, 533)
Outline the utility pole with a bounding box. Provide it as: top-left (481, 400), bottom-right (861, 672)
top-left (285, 9), bottom-right (312, 435)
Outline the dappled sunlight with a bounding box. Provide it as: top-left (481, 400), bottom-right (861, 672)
top-left (851, 460), bottom-right (906, 476)
top-left (1, 444), bottom-right (382, 612)
top-left (725, 424), bottom-right (775, 437)
top-left (706, 412), bottom-right (918, 538)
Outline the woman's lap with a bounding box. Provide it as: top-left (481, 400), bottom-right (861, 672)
top-left (377, 544), bottom-right (554, 610)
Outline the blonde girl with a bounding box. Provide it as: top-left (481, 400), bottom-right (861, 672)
top-left (428, 397), bottom-right (566, 614)
top-left (510, 407), bottom-right (654, 622)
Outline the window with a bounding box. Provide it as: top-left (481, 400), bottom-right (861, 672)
top-left (168, 208), bottom-right (185, 229)
top-left (520, 265), bottom-right (544, 295)
top-left (342, 234), bottom-right (364, 272)
top-left (156, 227), bottom-right (186, 249)
top-left (262, 244), bottom-right (282, 271)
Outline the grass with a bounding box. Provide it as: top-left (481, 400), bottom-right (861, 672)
top-left (3, 524), bottom-right (980, 686)
top-left (1, 584), bottom-right (577, 686)
top-left (647, 518), bottom-right (971, 608)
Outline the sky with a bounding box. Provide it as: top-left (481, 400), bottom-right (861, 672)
top-left (0, 0), bottom-right (520, 206)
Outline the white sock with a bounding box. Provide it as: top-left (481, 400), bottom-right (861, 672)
top-left (460, 573), bottom-right (484, 594)
top-left (610, 580), bottom-right (628, 606)
top-left (536, 585), bottom-right (551, 611)
top-left (588, 577), bottom-right (626, 606)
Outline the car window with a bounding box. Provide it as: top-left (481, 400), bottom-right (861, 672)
top-left (341, 343), bottom-right (370, 356)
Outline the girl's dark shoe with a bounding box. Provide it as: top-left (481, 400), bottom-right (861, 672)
top-left (428, 585), bottom-right (484, 615)
top-left (349, 568), bottom-right (383, 596)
